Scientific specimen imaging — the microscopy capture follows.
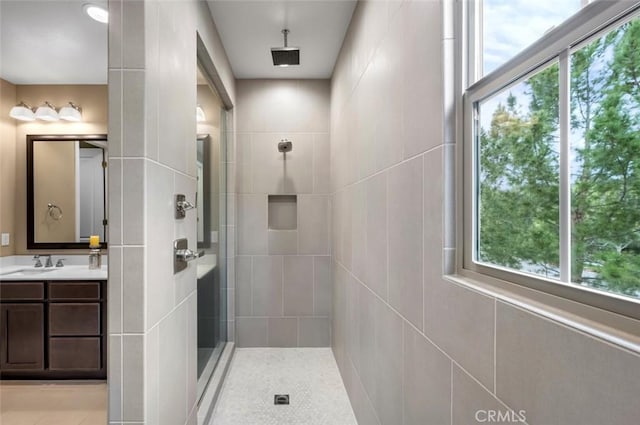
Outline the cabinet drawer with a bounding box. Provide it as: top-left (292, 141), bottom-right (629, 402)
top-left (0, 282), bottom-right (44, 301)
top-left (49, 282), bottom-right (100, 301)
top-left (49, 337), bottom-right (101, 370)
top-left (49, 303), bottom-right (100, 336)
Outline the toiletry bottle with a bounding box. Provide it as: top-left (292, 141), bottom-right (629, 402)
top-left (89, 235), bottom-right (102, 269)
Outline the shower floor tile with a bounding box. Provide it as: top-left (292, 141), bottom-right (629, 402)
top-left (210, 348), bottom-right (357, 425)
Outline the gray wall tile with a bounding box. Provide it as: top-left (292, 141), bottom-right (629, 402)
top-left (388, 156), bottom-right (423, 329)
top-left (314, 256), bottom-right (332, 316)
top-left (268, 317), bottom-right (298, 347)
top-left (283, 256), bottom-right (314, 316)
top-left (373, 300), bottom-right (403, 425)
top-left (299, 317), bottom-right (331, 347)
top-left (452, 365), bottom-right (510, 425)
top-left (298, 195), bottom-right (329, 255)
top-left (235, 256), bottom-right (252, 316)
top-left (268, 230), bottom-right (298, 255)
top-left (252, 256), bottom-right (283, 316)
top-left (424, 275), bottom-right (495, 391)
top-left (122, 159), bottom-right (145, 245)
top-left (122, 335), bottom-right (144, 421)
top-left (403, 323), bottom-right (451, 425)
top-left (365, 171), bottom-right (387, 299)
top-left (123, 246), bottom-right (145, 333)
top-left (237, 317), bottom-right (268, 348)
top-left (237, 194), bottom-right (267, 255)
top-left (496, 302), bottom-right (640, 425)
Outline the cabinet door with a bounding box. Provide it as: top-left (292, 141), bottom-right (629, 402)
top-left (0, 303), bottom-right (44, 370)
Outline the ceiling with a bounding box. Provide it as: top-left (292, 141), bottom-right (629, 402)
top-left (0, 0), bottom-right (108, 84)
top-left (0, 0), bottom-right (355, 85)
top-left (206, 0), bottom-right (356, 79)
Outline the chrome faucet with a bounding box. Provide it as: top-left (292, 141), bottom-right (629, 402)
top-left (33, 255), bottom-right (43, 268)
top-left (42, 255), bottom-right (53, 268)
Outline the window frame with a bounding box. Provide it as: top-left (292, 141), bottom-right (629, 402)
top-left (462, 0), bottom-right (640, 320)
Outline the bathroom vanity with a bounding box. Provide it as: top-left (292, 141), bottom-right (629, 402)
top-left (0, 262), bottom-right (107, 379)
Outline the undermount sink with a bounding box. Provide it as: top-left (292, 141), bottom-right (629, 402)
top-left (1, 268), bottom-right (56, 276)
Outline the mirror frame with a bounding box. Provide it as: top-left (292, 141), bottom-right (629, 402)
top-left (27, 134), bottom-right (108, 250)
top-left (197, 134), bottom-right (211, 249)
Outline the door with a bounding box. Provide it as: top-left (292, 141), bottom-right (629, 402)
top-left (0, 303), bottom-right (44, 370)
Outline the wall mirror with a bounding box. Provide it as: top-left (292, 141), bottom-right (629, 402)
top-left (27, 134), bottom-right (107, 249)
top-left (197, 134), bottom-right (211, 248)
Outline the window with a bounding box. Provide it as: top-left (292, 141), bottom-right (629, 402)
top-left (465, 1), bottom-right (640, 319)
top-left (482, 0), bottom-right (588, 75)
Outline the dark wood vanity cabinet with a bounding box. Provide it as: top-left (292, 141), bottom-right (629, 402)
top-left (0, 280), bottom-right (106, 379)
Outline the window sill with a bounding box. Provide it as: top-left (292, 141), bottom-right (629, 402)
top-left (444, 270), bottom-right (640, 355)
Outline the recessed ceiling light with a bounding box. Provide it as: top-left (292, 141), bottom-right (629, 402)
top-left (83, 4), bottom-right (108, 24)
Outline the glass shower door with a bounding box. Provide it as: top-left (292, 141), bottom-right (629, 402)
top-left (196, 64), bottom-right (228, 402)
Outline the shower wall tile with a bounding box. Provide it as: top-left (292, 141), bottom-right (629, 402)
top-left (108, 70), bottom-right (123, 157)
top-left (364, 171), bottom-right (387, 300)
top-left (388, 156), bottom-right (423, 330)
top-left (121, 158), bottom-right (145, 245)
top-left (251, 255), bottom-right (283, 317)
top-left (122, 70), bottom-right (146, 157)
top-left (236, 317), bottom-right (268, 348)
top-left (268, 230), bottom-right (298, 255)
top-left (122, 334), bottom-right (144, 421)
top-left (298, 195), bottom-right (329, 255)
top-left (107, 159), bottom-right (122, 246)
top-left (267, 317), bottom-right (298, 347)
top-left (122, 246), bottom-right (145, 333)
top-left (373, 298), bottom-right (403, 425)
top-left (313, 256), bottom-right (332, 316)
top-left (235, 79), bottom-right (331, 347)
top-left (423, 273), bottom-right (495, 391)
top-left (144, 161), bottom-right (175, 328)
top-left (496, 302), bottom-right (640, 425)
top-left (108, 0), bottom-right (123, 69)
top-left (401, 0), bottom-right (443, 158)
top-left (108, 335), bottom-right (122, 421)
top-left (122, 0), bottom-right (145, 69)
top-left (350, 183), bottom-right (367, 283)
top-left (237, 194), bottom-right (267, 255)
top-left (452, 365), bottom-right (505, 425)
top-left (159, 304), bottom-right (188, 425)
top-left (299, 317), bottom-right (331, 347)
top-left (108, 247), bottom-right (123, 335)
top-left (403, 322), bottom-right (451, 425)
top-left (109, 2), bottom-right (237, 424)
top-left (313, 134), bottom-right (331, 194)
top-left (235, 256), bottom-right (252, 316)
top-left (283, 256), bottom-right (314, 316)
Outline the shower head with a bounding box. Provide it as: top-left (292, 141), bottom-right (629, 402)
top-left (278, 139), bottom-right (292, 153)
top-left (271, 29), bottom-right (299, 67)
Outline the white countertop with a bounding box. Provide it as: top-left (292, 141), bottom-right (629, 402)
top-left (0, 255), bottom-right (108, 281)
top-left (197, 254), bottom-right (217, 280)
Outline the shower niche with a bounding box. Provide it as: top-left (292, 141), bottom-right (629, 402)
top-left (268, 195), bottom-right (297, 230)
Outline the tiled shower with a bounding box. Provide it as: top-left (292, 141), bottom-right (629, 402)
top-left (105, 0), bottom-right (640, 424)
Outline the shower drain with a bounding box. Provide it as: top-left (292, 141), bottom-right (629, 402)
top-left (274, 394), bottom-right (290, 405)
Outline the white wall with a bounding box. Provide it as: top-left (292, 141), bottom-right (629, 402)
top-left (235, 79), bottom-right (332, 347)
top-left (107, 1), bottom-right (236, 424)
top-left (330, 1), bottom-right (640, 425)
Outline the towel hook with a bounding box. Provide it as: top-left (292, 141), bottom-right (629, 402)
top-left (47, 203), bottom-right (63, 221)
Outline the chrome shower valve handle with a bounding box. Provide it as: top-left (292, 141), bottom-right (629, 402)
top-left (175, 194), bottom-right (195, 219)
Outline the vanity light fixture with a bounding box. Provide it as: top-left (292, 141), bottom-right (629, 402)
top-left (34, 102), bottom-right (59, 122)
top-left (196, 105), bottom-right (206, 122)
top-left (83, 4), bottom-right (108, 24)
top-left (9, 101), bottom-right (36, 121)
top-left (58, 102), bottom-right (83, 122)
